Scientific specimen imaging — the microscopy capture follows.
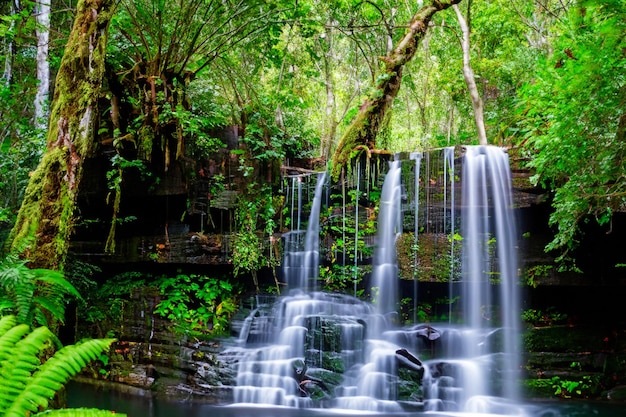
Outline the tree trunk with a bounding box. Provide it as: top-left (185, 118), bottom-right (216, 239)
top-left (453, 3), bottom-right (487, 145)
top-left (320, 23), bottom-right (337, 161)
top-left (6, 0), bottom-right (116, 270)
top-left (2, 0), bottom-right (20, 85)
top-left (330, 0), bottom-right (463, 179)
top-left (34, 0), bottom-right (51, 130)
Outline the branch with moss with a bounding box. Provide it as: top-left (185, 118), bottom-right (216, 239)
top-left (331, 0), bottom-right (463, 179)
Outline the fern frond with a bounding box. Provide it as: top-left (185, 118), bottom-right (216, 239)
top-left (0, 321), bottom-right (30, 364)
top-left (33, 295), bottom-right (67, 325)
top-left (0, 325), bottom-right (59, 413)
top-left (0, 255), bottom-right (31, 287)
top-left (33, 269), bottom-right (82, 300)
top-left (14, 284), bottom-right (35, 325)
top-left (4, 339), bottom-right (115, 417)
top-left (36, 408), bottom-right (127, 417)
top-left (0, 315), bottom-right (17, 333)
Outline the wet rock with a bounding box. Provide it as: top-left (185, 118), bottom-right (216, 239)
top-left (113, 365), bottom-right (156, 389)
top-left (607, 385), bottom-right (626, 400)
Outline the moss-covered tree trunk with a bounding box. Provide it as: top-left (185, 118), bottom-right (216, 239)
top-left (331, 0), bottom-right (463, 179)
top-left (6, 0), bottom-right (116, 269)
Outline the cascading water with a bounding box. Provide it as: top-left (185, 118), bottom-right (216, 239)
top-left (230, 147), bottom-right (524, 415)
top-left (371, 160), bottom-right (402, 325)
top-left (282, 172), bottom-right (327, 291)
top-left (459, 145), bottom-right (520, 402)
top-left (419, 145), bottom-right (521, 413)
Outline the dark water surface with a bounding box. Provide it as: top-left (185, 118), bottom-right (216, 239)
top-left (66, 381), bottom-right (626, 417)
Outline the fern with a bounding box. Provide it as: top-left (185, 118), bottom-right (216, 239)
top-left (0, 315), bottom-right (122, 417)
top-left (0, 255), bottom-right (82, 327)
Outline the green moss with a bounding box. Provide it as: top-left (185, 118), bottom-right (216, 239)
top-left (137, 126), bottom-right (154, 161)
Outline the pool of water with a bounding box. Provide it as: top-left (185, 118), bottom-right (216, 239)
top-left (66, 381), bottom-right (625, 417)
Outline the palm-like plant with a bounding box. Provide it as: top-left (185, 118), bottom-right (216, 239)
top-left (0, 315), bottom-right (124, 417)
top-left (0, 254), bottom-right (81, 327)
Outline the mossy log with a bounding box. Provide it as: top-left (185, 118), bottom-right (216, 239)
top-left (6, 0), bottom-right (116, 269)
top-left (330, 0), bottom-right (462, 179)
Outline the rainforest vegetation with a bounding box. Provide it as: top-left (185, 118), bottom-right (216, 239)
top-left (1, 0), bottom-right (624, 266)
top-left (0, 0), bottom-right (625, 412)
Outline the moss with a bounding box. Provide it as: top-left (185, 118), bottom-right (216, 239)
top-left (137, 126), bottom-right (154, 162)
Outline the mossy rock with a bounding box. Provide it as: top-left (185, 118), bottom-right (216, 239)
top-left (524, 325), bottom-right (608, 353)
top-left (522, 378), bottom-right (556, 398)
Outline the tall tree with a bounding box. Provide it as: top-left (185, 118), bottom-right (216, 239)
top-left (2, 0), bottom-right (20, 85)
top-left (34, 0), bottom-right (51, 130)
top-left (453, 2), bottom-right (487, 145)
top-left (6, 0), bottom-right (117, 269)
top-left (331, 0), bottom-right (463, 178)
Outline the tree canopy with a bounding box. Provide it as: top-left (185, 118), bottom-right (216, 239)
top-left (0, 0), bottom-right (624, 268)
top-left (517, 0), bottom-right (626, 263)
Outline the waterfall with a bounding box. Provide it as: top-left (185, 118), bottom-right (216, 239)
top-left (230, 148), bottom-right (523, 415)
top-left (460, 145), bottom-right (520, 401)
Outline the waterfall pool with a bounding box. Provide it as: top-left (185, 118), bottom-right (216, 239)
top-left (67, 380), bottom-right (625, 417)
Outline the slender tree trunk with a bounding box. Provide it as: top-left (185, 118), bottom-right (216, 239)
top-left (330, 0), bottom-right (463, 179)
top-left (2, 0), bottom-right (20, 85)
top-left (35, 0), bottom-right (51, 130)
top-left (453, 3), bottom-right (487, 145)
top-left (6, 0), bottom-right (116, 270)
top-left (320, 24), bottom-right (337, 160)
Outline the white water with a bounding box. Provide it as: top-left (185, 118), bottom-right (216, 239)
top-left (371, 160), bottom-right (403, 328)
top-left (232, 147), bottom-right (523, 415)
top-left (282, 172), bottom-right (327, 291)
top-left (459, 145), bottom-right (521, 401)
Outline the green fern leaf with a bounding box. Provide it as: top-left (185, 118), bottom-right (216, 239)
top-left (33, 295), bottom-right (67, 325)
top-left (0, 317), bottom-right (116, 417)
top-left (33, 269), bottom-right (82, 300)
top-left (0, 321), bottom-right (29, 364)
top-left (36, 408), bottom-right (127, 417)
top-left (0, 315), bottom-right (17, 334)
top-left (4, 339), bottom-right (115, 417)
top-left (0, 325), bottom-right (59, 413)
top-left (10, 389), bottom-right (48, 414)
top-left (13, 284), bottom-right (35, 325)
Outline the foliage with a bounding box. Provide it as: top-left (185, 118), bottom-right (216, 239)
top-left (0, 254), bottom-right (81, 328)
top-left (523, 264), bottom-right (554, 288)
top-left (0, 315), bottom-right (120, 417)
top-left (75, 271), bottom-right (146, 339)
top-left (75, 270), bottom-right (239, 340)
top-left (153, 273), bottom-right (239, 338)
top-left (231, 180), bottom-right (280, 290)
top-left (517, 1), bottom-right (626, 263)
top-left (521, 307), bottom-right (567, 327)
top-left (550, 373), bottom-right (600, 399)
top-left (320, 186), bottom-right (377, 295)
